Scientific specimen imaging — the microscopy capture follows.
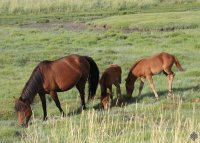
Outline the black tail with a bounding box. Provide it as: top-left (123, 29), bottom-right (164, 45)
top-left (84, 56), bottom-right (99, 100)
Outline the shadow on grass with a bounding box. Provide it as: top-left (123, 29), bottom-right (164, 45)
top-left (67, 106), bottom-right (86, 117)
top-left (93, 85), bottom-right (200, 110)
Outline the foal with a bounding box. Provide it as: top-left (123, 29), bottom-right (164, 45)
top-left (100, 64), bottom-right (122, 109)
top-left (125, 52), bottom-right (183, 99)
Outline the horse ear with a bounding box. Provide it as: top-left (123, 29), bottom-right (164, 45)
top-left (13, 97), bottom-right (19, 103)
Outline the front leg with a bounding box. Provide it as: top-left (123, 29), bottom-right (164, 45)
top-left (146, 75), bottom-right (159, 99)
top-left (39, 93), bottom-right (47, 121)
top-left (108, 86), bottom-right (113, 100)
top-left (137, 78), bottom-right (145, 97)
top-left (50, 91), bottom-right (66, 117)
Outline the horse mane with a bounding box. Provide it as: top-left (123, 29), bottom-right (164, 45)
top-left (20, 65), bottom-right (43, 104)
top-left (127, 59), bottom-right (142, 81)
top-left (131, 59), bottom-right (142, 71)
top-left (99, 72), bottom-right (108, 96)
top-left (15, 100), bottom-right (26, 112)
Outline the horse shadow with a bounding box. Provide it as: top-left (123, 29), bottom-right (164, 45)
top-left (67, 85), bottom-right (199, 114)
top-left (93, 85), bottom-right (200, 110)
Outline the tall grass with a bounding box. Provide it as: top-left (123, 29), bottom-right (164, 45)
top-left (0, 0), bottom-right (200, 14)
top-left (21, 99), bottom-right (200, 143)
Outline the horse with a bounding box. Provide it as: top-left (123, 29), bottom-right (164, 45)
top-left (100, 64), bottom-right (122, 110)
top-left (15, 54), bottom-right (99, 127)
top-left (125, 52), bottom-right (183, 99)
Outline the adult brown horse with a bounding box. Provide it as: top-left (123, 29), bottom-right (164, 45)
top-left (15, 54), bottom-right (99, 127)
top-left (125, 52), bottom-right (183, 99)
top-left (100, 64), bottom-right (122, 110)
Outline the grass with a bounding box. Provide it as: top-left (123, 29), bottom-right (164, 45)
top-left (20, 99), bottom-right (200, 143)
top-left (0, 1), bottom-right (200, 143)
top-left (88, 11), bottom-right (200, 31)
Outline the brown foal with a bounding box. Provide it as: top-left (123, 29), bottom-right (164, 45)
top-left (125, 52), bottom-right (183, 99)
top-left (100, 64), bottom-right (122, 109)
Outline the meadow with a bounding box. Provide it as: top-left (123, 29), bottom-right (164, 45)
top-left (0, 0), bottom-right (200, 142)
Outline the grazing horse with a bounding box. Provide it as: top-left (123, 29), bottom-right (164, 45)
top-left (125, 52), bottom-right (183, 99)
top-left (15, 55), bottom-right (99, 127)
top-left (100, 64), bottom-right (122, 110)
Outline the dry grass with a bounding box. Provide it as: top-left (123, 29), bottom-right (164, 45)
top-left (1, 0), bottom-right (200, 14)
top-left (21, 99), bottom-right (200, 143)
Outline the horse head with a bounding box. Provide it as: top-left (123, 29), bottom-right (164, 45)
top-left (15, 98), bottom-right (32, 127)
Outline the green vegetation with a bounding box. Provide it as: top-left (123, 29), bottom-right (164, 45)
top-left (89, 11), bottom-right (200, 31)
top-left (0, 0), bottom-right (200, 143)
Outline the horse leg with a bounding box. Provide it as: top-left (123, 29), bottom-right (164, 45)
top-left (163, 69), bottom-right (175, 97)
top-left (146, 75), bottom-right (159, 99)
top-left (76, 80), bottom-right (86, 110)
top-left (50, 91), bottom-right (66, 117)
top-left (114, 81), bottom-right (121, 98)
top-left (137, 78), bottom-right (145, 97)
top-left (39, 93), bottom-right (47, 121)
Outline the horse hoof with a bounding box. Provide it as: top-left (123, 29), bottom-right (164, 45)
top-left (155, 98), bottom-right (159, 102)
top-left (167, 96), bottom-right (171, 99)
top-left (62, 112), bottom-right (66, 117)
top-left (43, 116), bottom-right (48, 121)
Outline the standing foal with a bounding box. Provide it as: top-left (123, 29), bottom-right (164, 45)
top-left (125, 52), bottom-right (183, 99)
top-left (100, 64), bottom-right (122, 109)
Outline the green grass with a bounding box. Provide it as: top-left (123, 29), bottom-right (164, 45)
top-left (0, 2), bottom-right (200, 143)
top-left (88, 11), bottom-right (200, 31)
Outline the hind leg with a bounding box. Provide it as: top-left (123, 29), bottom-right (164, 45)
top-left (163, 69), bottom-right (175, 97)
top-left (50, 91), bottom-right (66, 117)
top-left (76, 78), bottom-right (87, 110)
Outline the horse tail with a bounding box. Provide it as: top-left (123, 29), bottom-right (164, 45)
top-left (174, 56), bottom-right (184, 71)
top-left (84, 56), bottom-right (99, 100)
top-left (119, 67), bottom-right (122, 84)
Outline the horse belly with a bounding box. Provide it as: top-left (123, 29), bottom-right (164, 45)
top-left (57, 72), bottom-right (81, 91)
top-left (52, 63), bottom-right (82, 91)
top-left (150, 65), bottom-right (163, 75)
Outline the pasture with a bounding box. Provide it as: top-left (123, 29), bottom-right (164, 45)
top-left (0, 0), bottom-right (200, 142)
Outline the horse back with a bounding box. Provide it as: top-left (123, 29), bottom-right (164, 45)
top-left (131, 52), bottom-right (175, 76)
top-left (100, 64), bottom-right (121, 87)
top-left (38, 55), bottom-right (89, 92)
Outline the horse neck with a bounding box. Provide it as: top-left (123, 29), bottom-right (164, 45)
top-left (101, 85), bottom-right (107, 96)
top-left (21, 67), bottom-right (43, 104)
top-left (128, 70), bottom-right (137, 83)
top-left (21, 85), bottom-right (38, 104)
top-left (100, 75), bottom-right (107, 96)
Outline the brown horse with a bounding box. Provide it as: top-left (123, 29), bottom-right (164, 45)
top-left (125, 52), bottom-right (183, 99)
top-left (15, 55), bottom-right (99, 127)
top-left (100, 64), bottom-right (122, 110)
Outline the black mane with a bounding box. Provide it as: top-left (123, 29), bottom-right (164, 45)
top-left (20, 65), bottom-right (43, 104)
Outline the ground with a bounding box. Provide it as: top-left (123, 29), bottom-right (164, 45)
top-left (0, 1), bottom-right (200, 143)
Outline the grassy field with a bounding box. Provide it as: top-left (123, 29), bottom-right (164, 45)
top-left (0, 1), bottom-right (200, 143)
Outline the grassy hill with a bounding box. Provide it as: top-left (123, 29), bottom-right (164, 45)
top-left (0, 1), bottom-right (200, 142)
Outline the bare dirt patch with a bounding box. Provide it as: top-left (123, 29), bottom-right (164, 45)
top-left (19, 21), bottom-right (106, 32)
